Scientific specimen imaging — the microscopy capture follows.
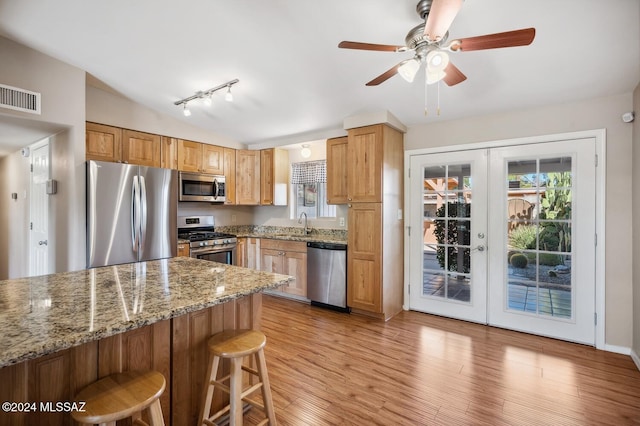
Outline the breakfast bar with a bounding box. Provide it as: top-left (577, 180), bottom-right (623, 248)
top-left (0, 257), bottom-right (293, 425)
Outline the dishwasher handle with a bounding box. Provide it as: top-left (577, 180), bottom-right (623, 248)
top-left (307, 242), bottom-right (347, 251)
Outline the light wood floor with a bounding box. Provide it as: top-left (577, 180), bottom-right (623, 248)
top-left (244, 295), bottom-right (640, 425)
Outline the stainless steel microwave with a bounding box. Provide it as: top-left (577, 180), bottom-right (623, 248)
top-left (178, 172), bottom-right (226, 203)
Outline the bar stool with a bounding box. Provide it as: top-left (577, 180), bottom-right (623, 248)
top-left (199, 329), bottom-right (277, 426)
top-left (72, 370), bottom-right (166, 426)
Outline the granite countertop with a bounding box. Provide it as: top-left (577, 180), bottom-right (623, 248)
top-left (0, 257), bottom-right (293, 368)
top-left (219, 225), bottom-right (347, 245)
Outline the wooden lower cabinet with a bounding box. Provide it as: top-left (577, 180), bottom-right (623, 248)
top-left (177, 242), bottom-right (190, 257)
top-left (347, 203), bottom-right (382, 313)
top-left (237, 237), bottom-right (260, 269)
top-left (260, 239), bottom-right (307, 298)
top-left (0, 294), bottom-right (262, 426)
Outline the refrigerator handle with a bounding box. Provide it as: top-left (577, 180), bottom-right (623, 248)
top-left (131, 175), bottom-right (140, 252)
top-left (139, 175), bottom-right (148, 249)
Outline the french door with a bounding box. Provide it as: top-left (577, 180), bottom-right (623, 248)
top-left (408, 138), bottom-right (597, 345)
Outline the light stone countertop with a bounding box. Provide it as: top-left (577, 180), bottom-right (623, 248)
top-left (0, 257), bottom-right (293, 368)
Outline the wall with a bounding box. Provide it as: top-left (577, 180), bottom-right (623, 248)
top-left (0, 36), bottom-right (86, 278)
top-left (632, 82), bottom-right (640, 365)
top-left (251, 140), bottom-right (349, 230)
top-left (405, 93), bottom-right (635, 349)
top-left (86, 85), bottom-right (244, 149)
top-left (0, 150), bottom-right (30, 278)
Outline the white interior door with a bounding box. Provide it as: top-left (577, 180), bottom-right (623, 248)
top-left (487, 139), bottom-right (596, 345)
top-left (29, 141), bottom-right (49, 277)
top-left (408, 137), bottom-right (597, 345)
top-left (408, 150), bottom-right (488, 323)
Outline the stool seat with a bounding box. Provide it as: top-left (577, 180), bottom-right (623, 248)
top-left (200, 329), bottom-right (276, 426)
top-left (72, 370), bottom-right (166, 426)
top-left (208, 329), bottom-right (267, 357)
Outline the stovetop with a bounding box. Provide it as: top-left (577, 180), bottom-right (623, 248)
top-left (178, 230), bottom-right (236, 242)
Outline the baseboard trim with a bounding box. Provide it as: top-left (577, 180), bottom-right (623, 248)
top-left (602, 343), bottom-right (631, 355)
top-left (631, 349), bottom-right (640, 371)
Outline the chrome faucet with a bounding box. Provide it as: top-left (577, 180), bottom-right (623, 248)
top-left (298, 212), bottom-right (310, 235)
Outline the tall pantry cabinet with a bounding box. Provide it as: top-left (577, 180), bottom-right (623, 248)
top-left (341, 124), bottom-right (404, 320)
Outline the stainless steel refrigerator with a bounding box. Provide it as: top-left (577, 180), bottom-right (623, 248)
top-left (87, 160), bottom-right (178, 268)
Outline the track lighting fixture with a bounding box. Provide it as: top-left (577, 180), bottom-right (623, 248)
top-left (174, 78), bottom-right (238, 115)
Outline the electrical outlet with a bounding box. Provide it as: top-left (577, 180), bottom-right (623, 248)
top-left (231, 214), bottom-right (237, 223)
top-left (339, 217), bottom-right (345, 227)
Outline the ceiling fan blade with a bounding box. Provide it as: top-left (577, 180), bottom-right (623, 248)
top-left (450, 28), bottom-right (536, 52)
top-left (338, 41), bottom-right (407, 52)
top-left (365, 61), bottom-right (406, 86)
top-left (442, 62), bottom-right (467, 86)
top-left (423, 0), bottom-right (463, 42)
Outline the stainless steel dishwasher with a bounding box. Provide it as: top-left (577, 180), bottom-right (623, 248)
top-left (306, 241), bottom-right (349, 312)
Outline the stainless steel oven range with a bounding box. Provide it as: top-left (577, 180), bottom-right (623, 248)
top-left (177, 216), bottom-right (237, 265)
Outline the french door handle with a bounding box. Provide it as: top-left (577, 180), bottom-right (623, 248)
top-left (471, 245), bottom-right (485, 252)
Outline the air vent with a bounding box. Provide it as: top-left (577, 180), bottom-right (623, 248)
top-left (0, 83), bottom-right (41, 115)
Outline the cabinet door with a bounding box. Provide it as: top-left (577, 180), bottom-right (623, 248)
top-left (177, 243), bottom-right (190, 257)
top-left (236, 150), bottom-right (260, 205)
top-left (260, 148), bottom-right (289, 206)
top-left (202, 144), bottom-right (224, 174)
top-left (348, 125), bottom-right (383, 202)
top-left (260, 149), bottom-right (274, 205)
top-left (161, 136), bottom-right (179, 170)
top-left (223, 148), bottom-right (237, 205)
top-left (177, 140), bottom-right (203, 172)
top-left (260, 248), bottom-right (284, 274)
top-left (283, 251), bottom-right (307, 297)
top-left (123, 129), bottom-right (161, 167)
top-left (347, 202), bottom-right (382, 313)
top-left (326, 136), bottom-right (348, 204)
top-left (86, 122), bottom-right (122, 162)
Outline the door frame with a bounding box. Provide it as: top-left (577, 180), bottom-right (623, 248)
top-left (403, 129), bottom-right (606, 349)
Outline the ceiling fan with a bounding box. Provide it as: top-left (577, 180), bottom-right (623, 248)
top-left (338, 0), bottom-right (536, 87)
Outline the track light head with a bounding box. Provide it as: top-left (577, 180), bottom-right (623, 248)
top-left (225, 86), bottom-right (233, 102)
top-left (183, 103), bottom-right (191, 116)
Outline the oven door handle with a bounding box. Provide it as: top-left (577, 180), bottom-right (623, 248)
top-left (190, 245), bottom-right (236, 256)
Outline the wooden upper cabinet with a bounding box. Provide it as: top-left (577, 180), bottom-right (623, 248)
top-left (161, 136), bottom-right (179, 170)
top-left (177, 140), bottom-right (203, 172)
top-left (202, 144), bottom-right (224, 174)
top-left (122, 129), bottom-right (161, 167)
top-left (86, 122), bottom-right (122, 163)
top-left (347, 125), bottom-right (384, 203)
top-left (177, 140), bottom-right (225, 174)
top-left (235, 149), bottom-right (260, 205)
top-left (326, 136), bottom-right (349, 204)
top-left (223, 148), bottom-right (236, 205)
top-left (260, 148), bottom-right (289, 206)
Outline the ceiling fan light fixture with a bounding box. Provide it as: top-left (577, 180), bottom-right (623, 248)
top-left (398, 59), bottom-right (420, 83)
top-left (425, 50), bottom-right (449, 84)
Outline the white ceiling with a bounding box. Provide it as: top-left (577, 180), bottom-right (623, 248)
top-left (0, 0), bottom-right (638, 148)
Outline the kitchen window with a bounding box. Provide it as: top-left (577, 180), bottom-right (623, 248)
top-left (291, 160), bottom-right (336, 219)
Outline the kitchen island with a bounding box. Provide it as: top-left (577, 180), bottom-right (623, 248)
top-left (0, 257), bottom-right (293, 426)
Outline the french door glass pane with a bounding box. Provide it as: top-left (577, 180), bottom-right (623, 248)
top-left (506, 156), bottom-right (573, 319)
top-left (423, 163), bottom-right (472, 303)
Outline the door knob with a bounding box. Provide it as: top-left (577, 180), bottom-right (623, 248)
top-left (38, 240), bottom-right (48, 246)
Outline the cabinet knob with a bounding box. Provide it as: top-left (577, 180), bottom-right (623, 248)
top-left (348, 204), bottom-right (352, 208)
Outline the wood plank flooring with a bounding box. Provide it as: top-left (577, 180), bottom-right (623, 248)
top-left (242, 295), bottom-right (640, 425)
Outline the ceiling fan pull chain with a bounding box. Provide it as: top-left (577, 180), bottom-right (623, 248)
top-left (437, 79), bottom-right (441, 116)
top-left (424, 68), bottom-right (429, 116)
